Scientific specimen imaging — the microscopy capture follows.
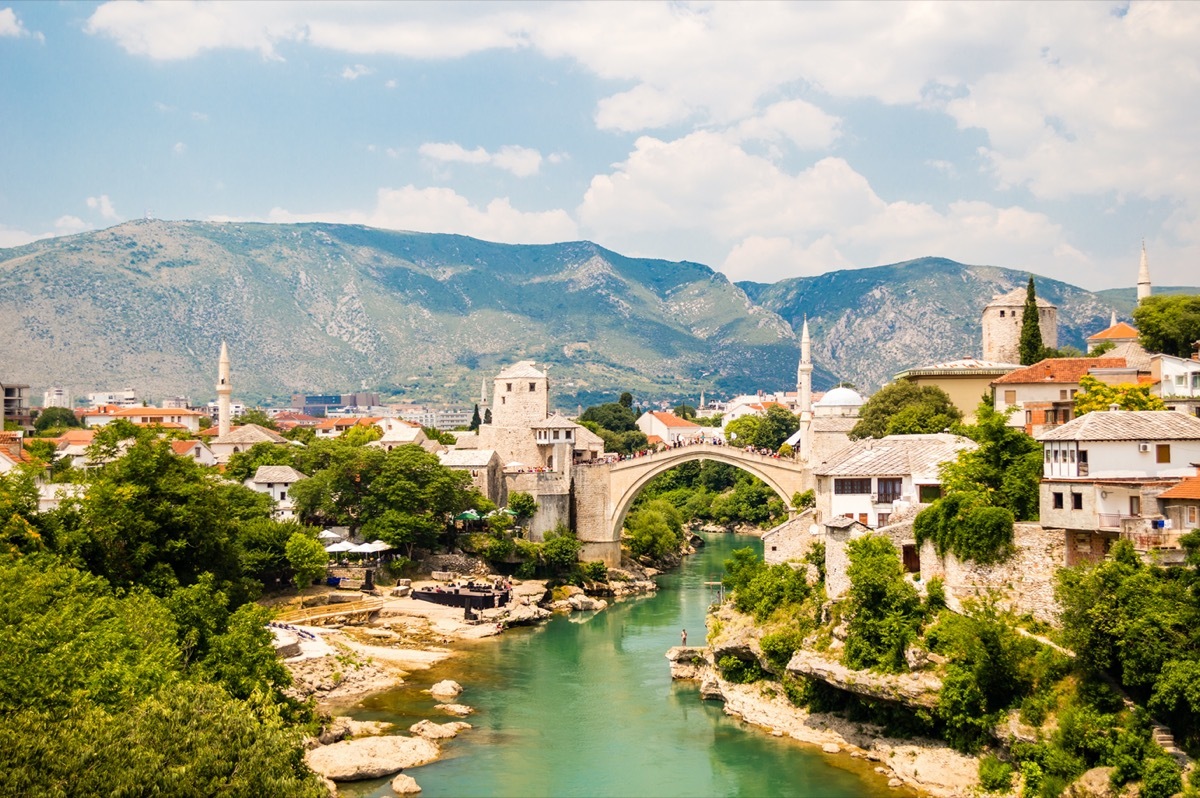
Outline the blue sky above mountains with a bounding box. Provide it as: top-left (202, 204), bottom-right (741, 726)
top-left (1, 1), bottom-right (1197, 289)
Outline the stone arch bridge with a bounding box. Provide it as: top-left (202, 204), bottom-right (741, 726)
top-left (573, 443), bottom-right (812, 565)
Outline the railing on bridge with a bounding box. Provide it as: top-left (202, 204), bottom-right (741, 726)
top-left (607, 441), bottom-right (797, 469)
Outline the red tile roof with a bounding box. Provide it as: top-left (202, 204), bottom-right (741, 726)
top-left (170, 439), bottom-right (208, 456)
top-left (1087, 322), bottom-right (1139, 341)
top-left (992, 357), bottom-right (1126, 385)
top-left (1158, 476), bottom-right (1200, 501)
top-left (649, 411), bottom-right (700, 428)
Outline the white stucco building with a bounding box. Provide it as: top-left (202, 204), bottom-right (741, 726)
top-left (245, 465), bottom-right (307, 520)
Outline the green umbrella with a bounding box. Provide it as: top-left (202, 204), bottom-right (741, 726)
top-left (501, 508), bottom-right (519, 517)
top-left (456, 510), bottom-right (481, 521)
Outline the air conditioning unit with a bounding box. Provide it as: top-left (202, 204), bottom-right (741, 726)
top-left (1138, 443), bottom-right (1152, 453)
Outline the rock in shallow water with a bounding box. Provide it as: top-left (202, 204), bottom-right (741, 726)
top-left (391, 773), bottom-right (422, 793)
top-left (409, 719), bottom-right (472, 739)
top-left (428, 679), bottom-right (463, 699)
top-left (434, 702), bottom-right (474, 717)
top-left (304, 735), bottom-right (439, 781)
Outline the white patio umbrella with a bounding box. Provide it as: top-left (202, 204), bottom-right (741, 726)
top-left (367, 540), bottom-right (393, 552)
top-left (324, 541), bottom-right (355, 553)
top-left (347, 542), bottom-right (377, 554)
top-left (317, 529), bottom-right (342, 541)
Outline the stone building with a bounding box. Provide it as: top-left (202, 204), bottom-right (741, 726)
top-left (981, 288), bottom-right (1057, 364)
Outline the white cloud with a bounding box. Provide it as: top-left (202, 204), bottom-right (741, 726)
top-left (191, 110), bottom-right (208, 122)
top-left (173, 141), bottom-right (187, 155)
top-left (594, 84), bottom-right (692, 132)
top-left (213, 186), bottom-right (578, 245)
top-left (418, 142), bottom-right (543, 177)
top-left (731, 99), bottom-right (841, 150)
top-left (580, 132), bottom-right (1085, 284)
top-left (54, 215), bottom-right (91, 235)
top-left (85, 195), bottom-right (120, 221)
top-left (385, 78), bottom-right (397, 89)
top-left (341, 63), bottom-right (373, 80)
top-left (0, 7), bottom-right (40, 40)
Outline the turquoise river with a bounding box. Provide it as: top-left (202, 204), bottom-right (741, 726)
top-left (338, 533), bottom-right (896, 797)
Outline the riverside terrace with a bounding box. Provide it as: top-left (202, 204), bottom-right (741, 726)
top-left (412, 580), bottom-right (513, 613)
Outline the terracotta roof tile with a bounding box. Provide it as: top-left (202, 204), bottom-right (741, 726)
top-left (1087, 322), bottom-right (1139, 341)
top-left (649, 411), bottom-right (700, 428)
top-left (992, 357), bottom-right (1126, 385)
top-left (1158, 476), bottom-right (1200, 501)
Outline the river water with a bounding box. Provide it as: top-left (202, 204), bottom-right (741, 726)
top-left (339, 533), bottom-right (892, 797)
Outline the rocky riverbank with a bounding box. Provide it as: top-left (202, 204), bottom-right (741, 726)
top-left (273, 562), bottom-right (663, 794)
top-left (666, 646), bottom-right (978, 797)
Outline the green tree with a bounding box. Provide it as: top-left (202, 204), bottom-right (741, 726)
top-left (724, 414), bottom-right (762, 447)
top-left (284, 531), bottom-right (327, 589)
top-left (625, 498), bottom-right (685, 560)
top-left (619, 392), bottom-right (634, 409)
top-left (843, 535), bottom-right (924, 672)
top-left (673, 403), bottom-right (697, 419)
top-left (344, 423), bottom-right (384, 445)
top-left (233, 408), bottom-right (280, 431)
top-left (1074, 374), bottom-right (1167, 414)
top-left (33, 406), bottom-right (80, 434)
top-left (469, 403), bottom-right (482, 431)
top-left (507, 491), bottom-right (539, 522)
top-left (226, 441), bottom-right (298, 483)
top-left (579, 401), bottom-right (639, 432)
top-left (541, 524), bottom-right (581, 574)
top-left (359, 444), bottom-right (476, 556)
top-left (1133, 294), bottom-right (1200, 358)
top-left (938, 398), bottom-right (1042, 521)
top-left (1019, 275), bottom-right (1045, 366)
top-left (850, 381), bottom-right (962, 440)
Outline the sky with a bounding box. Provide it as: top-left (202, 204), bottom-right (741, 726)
top-left (1, 1), bottom-right (1198, 290)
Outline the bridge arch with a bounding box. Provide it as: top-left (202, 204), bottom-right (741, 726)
top-left (605, 444), bottom-right (810, 543)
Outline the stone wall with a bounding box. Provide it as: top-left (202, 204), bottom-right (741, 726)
top-left (573, 465), bottom-right (619, 565)
top-left (763, 511), bottom-right (817, 565)
top-left (919, 523), bottom-right (1064, 624)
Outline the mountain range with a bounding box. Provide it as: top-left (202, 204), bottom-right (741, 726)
top-left (0, 220), bottom-right (1192, 409)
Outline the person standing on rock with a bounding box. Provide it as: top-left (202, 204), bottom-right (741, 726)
top-left (681, 629), bottom-right (687, 646)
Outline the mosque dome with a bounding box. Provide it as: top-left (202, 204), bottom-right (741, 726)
top-left (814, 386), bottom-right (865, 408)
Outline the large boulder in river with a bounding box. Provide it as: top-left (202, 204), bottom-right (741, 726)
top-left (427, 680), bottom-right (463, 699)
top-left (434, 703), bottom-right (474, 716)
top-left (304, 735), bottom-right (439, 781)
top-left (391, 773), bottom-right (422, 794)
top-left (567, 593), bottom-right (608, 612)
top-left (410, 719), bottom-right (472, 739)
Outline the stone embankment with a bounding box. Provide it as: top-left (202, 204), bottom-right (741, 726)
top-left (666, 646), bottom-right (979, 797)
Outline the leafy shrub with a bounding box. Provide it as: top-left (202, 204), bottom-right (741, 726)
top-left (843, 536), bottom-right (923, 672)
top-left (1019, 761), bottom-right (1043, 798)
top-left (978, 755), bottom-right (1014, 793)
top-left (760, 629), bottom-right (803, 670)
top-left (914, 493), bottom-right (1014, 564)
top-left (1141, 756), bottom-right (1182, 798)
top-left (580, 561), bottom-right (608, 583)
top-left (925, 576), bottom-right (946, 612)
top-left (541, 526), bottom-right (581, 575)
top-left (717, 655), bottom-right (765, 684)
top-left (514, 561), bottom-right (536, 579)
top-left (483, 535), bottom-right (515, 562)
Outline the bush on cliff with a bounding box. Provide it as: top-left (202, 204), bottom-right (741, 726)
top-left (914, 493), bottom-right (1015, 565)
top-left (842, 536), bottom-right (924, 673)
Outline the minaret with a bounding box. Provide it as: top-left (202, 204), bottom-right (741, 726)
top-left (797, 317), bottom-right (813, 463)
top-left (699, 390), bottom-right (705, 412)
top-left (480, 378), bottom-right (488, 407)
top-left (217, 341), bottom-right (232, 437)
top-left (1110, 310), bottom-right (1118, 327)
top-left (1137, 240), bottom-right (1152, 303)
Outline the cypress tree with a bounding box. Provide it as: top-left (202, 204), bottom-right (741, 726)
top-left (469, 403), bottom-right (481, 431)
top-left (1018, 275), bottom-right (1044, 365)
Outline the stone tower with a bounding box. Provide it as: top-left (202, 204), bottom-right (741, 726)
top-left (217, 341), bottom-right (232, 437)
top-left (1137, 240), bottom-right (1152, 303)
top-left (981, 288), bottom-right (1057, 364)
top-left (491, 361), bottom-right (549, 429)
top-left (796, 318), bottom-right (814, 462)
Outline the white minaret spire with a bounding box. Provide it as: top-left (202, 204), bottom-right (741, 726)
top-left (1137, 239), bottom-right (1152, 303)
top-left (480, 378), bottom-right (487, 406)
top-left (217, 341), bottom-right (232, 437)
top-left (797, 317), bottom-right (813, 464)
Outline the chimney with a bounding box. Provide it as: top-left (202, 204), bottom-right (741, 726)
top-left (1108, 403), bottom-right (1120, 412)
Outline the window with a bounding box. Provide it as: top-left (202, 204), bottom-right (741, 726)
top-left (501, 396), bottom-right (506, 405)
top-left (1053, 492), bottom-right (1064, 509)
top-left (1069, 448), bottom-right (1076, 463)
top-left (1071, 493), bottom-right (1083, 510)
top-left (1130, 496), bottom-right (1141, 516)
top-left (1004, 390), bottom-right (1016, 405)
top-left (1187, 506), bottom-right (1198, 526)
top-left (1044, 448), bottom-right (1051, 462)
top-left (1177, 375), bottom-right (1187, 387)
top-left (877, 478), bottom-right (902, 503)
top-left (1157, 444), bottom-right (1171, 464)
top-left (280, 490), bottom-right (287, 501)
top-left (834, 478), bottom-right (871, 494)
top-left (919, 485), bottom-right (942, 503)
top-left (877, 513), bottom-right (891, 527)
top-left (506, 383), bottom-right (512, 392)
top-left (1192, 373), bottom-right (1200, 389)
top-left (1026, 410), bottom-right (1033, 425)
top-left (552, 430), bottom-right (559, 440)
top-left (529, 382), bottom-right (536, 391)
top-left (858, 514), bottom-right (869, 525)
top-left (1060, 389), bottom-right (1068, 401)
